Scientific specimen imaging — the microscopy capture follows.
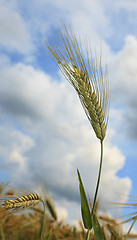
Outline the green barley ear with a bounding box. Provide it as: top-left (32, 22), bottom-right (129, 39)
top-left (46, 24), bottom-right (110, 141)
top-left (46, 197), bottom-right (57, 221)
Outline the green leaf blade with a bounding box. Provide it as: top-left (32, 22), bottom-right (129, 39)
top-left (92, 212), bottom-right (106, 240)
top-left (77, 169), bottom-right (92, 230)
top-left (44, 229), bottom-right (52, 240)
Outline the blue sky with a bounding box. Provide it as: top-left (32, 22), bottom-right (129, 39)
top-left (0, 0), bottom-right (137, 224)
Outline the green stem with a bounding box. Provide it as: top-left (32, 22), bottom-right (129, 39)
top-left (86, 229), bottom-right (90, 240)
top-left (0, 224), bottom-right (5, 240)
top-left (41, 201), bottom-right (46, 240)
top-left (91, 140), bottom-right (103, 216)
top-left (125, 217), bottom-right (137, 240)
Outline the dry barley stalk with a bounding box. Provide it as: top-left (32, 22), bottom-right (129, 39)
top-left (46, 24), bottom-right (110, 141)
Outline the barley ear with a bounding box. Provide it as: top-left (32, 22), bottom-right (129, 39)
top-left (46, 198), bottom-right (57, 221)
top-left (1, 189), bottom-right (46, 240)
top-left (46, 24), bottom-right (110, 141)
top-left (2, 193), bottom-right (43, 212)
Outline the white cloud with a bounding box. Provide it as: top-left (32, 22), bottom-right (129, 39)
top-left (56, 205), bottom-right (68, 222)
top-left (109, 35), bottom-right (137, 140)
top-left (0, 53), bottom-right (10, 66)
top-left (3, 0), bottom-right (113, 59)
top-left (0, 61), bottom-right (85, 131)
top-left (101, 138), bottom-right (131, 204)
top-left (0, 61), bottom-right (131, 219)
top-left (0, 124), bottom-right (34, 180)
top-left (111, 35), bottom-right (137, 96)
top-left (115, 0), bottom-right (137, 11)
top-left (0, 0), bottom-right (35, 54)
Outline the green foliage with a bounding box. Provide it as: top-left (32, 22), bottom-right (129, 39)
top-left (92, 213), bottom-right (106, 240)
top-left (77, 169), bottom-right (92, 230)
top-left (77, 168), bottom-right (108, 240)
top-left (45, 229), bottom-right (53, 240)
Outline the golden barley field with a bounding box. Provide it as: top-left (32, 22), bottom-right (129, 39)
top-left (0, 184), bottom-right (137, 240)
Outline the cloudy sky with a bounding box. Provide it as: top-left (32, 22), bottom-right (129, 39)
top-left (0, 0), bottom-right (137, 223)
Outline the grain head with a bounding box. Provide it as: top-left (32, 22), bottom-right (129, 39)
top-left (0, 186), bottom-right (43, 214)
top-left (46, 24), bottom-right (110, 141)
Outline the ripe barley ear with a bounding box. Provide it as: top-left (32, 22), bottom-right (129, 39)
top-left (0, 186), bottom-right (46, 240)
top-left (2, 193), bottom-right (43, 212)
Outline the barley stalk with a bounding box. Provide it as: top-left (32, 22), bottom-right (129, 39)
top-left (46, 23), bottom-right (110, 239)
top-left (46, 24), bottom-right (110, 141)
